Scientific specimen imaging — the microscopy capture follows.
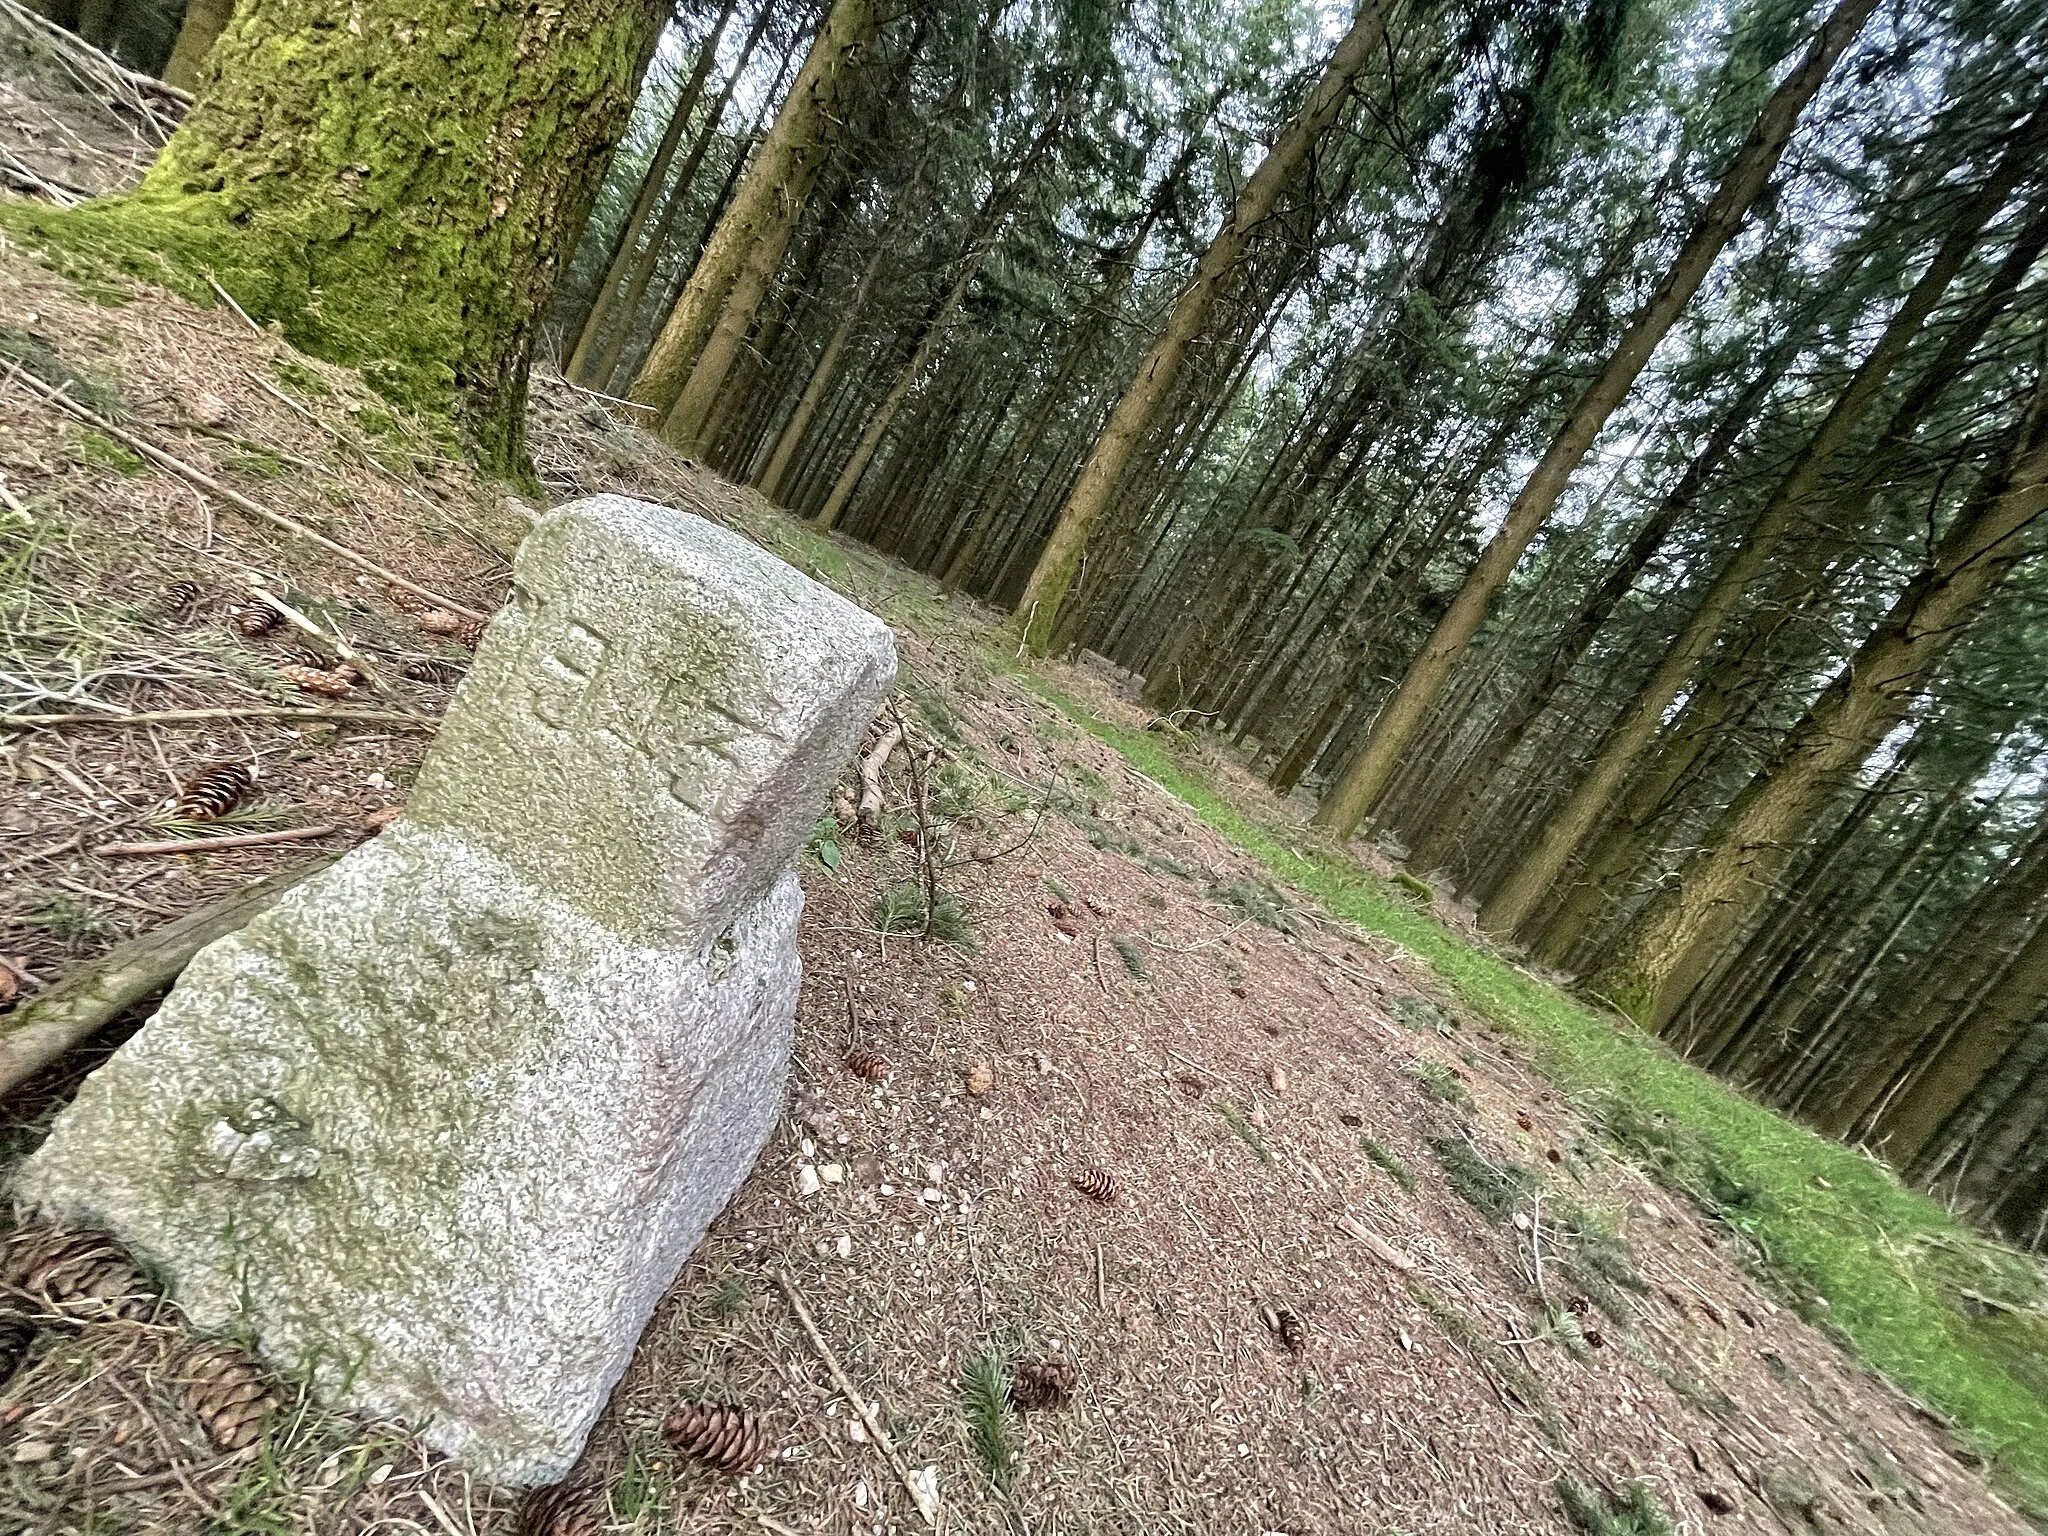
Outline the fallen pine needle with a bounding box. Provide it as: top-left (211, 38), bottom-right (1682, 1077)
top-left (4, 361), bottom-right (489, 620)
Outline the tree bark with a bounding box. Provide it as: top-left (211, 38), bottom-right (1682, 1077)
top-left (161, 0), bottom-right (236, 91)
top-left (595, 20), bottom-right (789, 393)
top-left (1828, 808), bottom-right (2048, 1144)
top-left (812, 111), bottom-right (1068, 531)
top-left (1589, 368), bottom-right (2048, 1027)
top-left (1310, 0), bottom-right (1881, 838)
top-left (631, 0), bottom-right (879, 447)
top-left (35, 0), bottom-right (666, 470)
top-left (1900, 917), bottom-right (2048, 1183)
top-left (1011, 0), bottom-right (1395, 654)
top-left (565, 0), bottom-right (741, 384)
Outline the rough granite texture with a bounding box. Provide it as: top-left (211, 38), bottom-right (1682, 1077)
top-left (14, 496), bottom-right (896, 1484)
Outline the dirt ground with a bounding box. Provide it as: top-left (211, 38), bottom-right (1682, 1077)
top-left (0, 26), bottom-right (2038, 1532)
top-left (0, 245), bottom-right (2033, 1536)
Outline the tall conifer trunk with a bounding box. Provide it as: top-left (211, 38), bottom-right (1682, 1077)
top-left (1589, 370), bottom-right (2048, 1027)
top-left (162, 0), bottom-right (235, 91)
top-left (564, 0), bottom-right (742, 384)
top-left (1479, 105), bottom-right (2045, 934)
top-left (1010, 0), bottom-right (1395, 655)
top-left (630, 0), bottom-right (879, 447)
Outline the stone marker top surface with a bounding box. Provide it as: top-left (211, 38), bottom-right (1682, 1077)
top-left (408, 496), bottom-right (895, 942)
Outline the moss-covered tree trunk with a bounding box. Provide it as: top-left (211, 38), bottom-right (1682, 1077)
top-left (161, 0), bottom-right (236, 92)
top-left (42, 0), bottom-right (664, 470)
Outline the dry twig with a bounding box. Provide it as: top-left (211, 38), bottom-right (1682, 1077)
top-left (0, 861), bottom-right (329, 1096)
top-left (1, 706), bottom-right (435, 730)
top-left (856, 722), bottom-right (905, 840)
top-left (774, 1269), bottom-right (938, 1527)
top-left (97, 825), bottom-right (340, 857)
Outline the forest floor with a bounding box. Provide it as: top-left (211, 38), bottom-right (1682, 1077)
top-left (2, 12), bottom-right (2048, 1526)
top-left (1, 236), bottom-right (2046, 1536)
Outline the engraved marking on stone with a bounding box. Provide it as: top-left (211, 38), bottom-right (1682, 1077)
top-left (530, 619), bottom-right (611, 730)
top-left (636, 675), bottom-right (789, 812)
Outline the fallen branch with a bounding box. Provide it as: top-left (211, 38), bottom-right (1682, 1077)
top-left (1336, 1213), bottom-right (1418, 1273)
top-left (3, 362), bottom-right (489, 620)
top-left (0, 146), bottom-right (85, 206)
top-left (1, 706), bottom-right (437, 731)
top-left (0, 0), bottom-right (192, 117)
top-left (0, 860), bottom-right (330, 1097)
top-left (776, 1269), bottom-right (938, 1527)
top-left (242, 585), bottom-right (396, 696)
top-left (856, 722), bottom-right (905, 841)
top-left (547, 373), bottom-right (660, 416)
top-left (97, 825), bottom-right (341, 857)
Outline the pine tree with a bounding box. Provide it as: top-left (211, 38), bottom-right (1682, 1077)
top-left (631, 0), bottom-right (882, 447)
top-left (1309, 0), bottom-right (1881, 838)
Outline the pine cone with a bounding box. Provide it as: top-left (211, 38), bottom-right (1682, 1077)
top-left (163, 580), bottom-right (202, 614)
top-left (232, 606), bottom-right (280, 637)
top-left (181, 1339), bottom-right (277, 1451)
top-left (517, 1478), bottom-right (606, 1536)
top-left (419, 610), bottom-right (486, 648)
top-left (1270, 1306), bottom-right (1305, 1357)
top-left (404, 656), bottom-right (465, 683)
top-left (4, 1226), bottom-right (156, 1321)
top-left (279, 663), bottom-right (353, 697)
top-left (662, 1401), bottom-right (769, 1473)
top-left (1069, 1167), bottom-right (1118, 1204)
top-left (0, 1307), bottom-right (33, 1387)
top-left (845, 1048), bottom-right (886, 1082)
top-left (174, 762), bottom-right (255, 822)
top-left (1009, 1360), bottom-right (1076, 1411)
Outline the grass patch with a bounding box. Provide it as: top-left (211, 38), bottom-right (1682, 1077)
top-left (1359, 1134), bottom-right (1416, 1191)
top-left (875, 882), bottom-right (925, 934)
top-left (1216, 1101), bottom-right (1275, 1166)
top-left (1415, 1284), bottom-right (1561, 1442)
top-left (1432, 1133), bottom-right (1536, 1223)
top-left (1111, 934), bottom-right (1149, 980)
top-left (1556, 1476), bottom-right (1676, 1536)
top-left (1408, 1058), bottom-right (1474, 1111)
top-left (1559, 1203), bottom-right (1649, 1323)
top-left (959, 1351), bottom-right (1016, 1490)
top-left (76, 427), bottom-right (147, 475)
top-left (1024, 674), bottom-right (2048, 1513)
